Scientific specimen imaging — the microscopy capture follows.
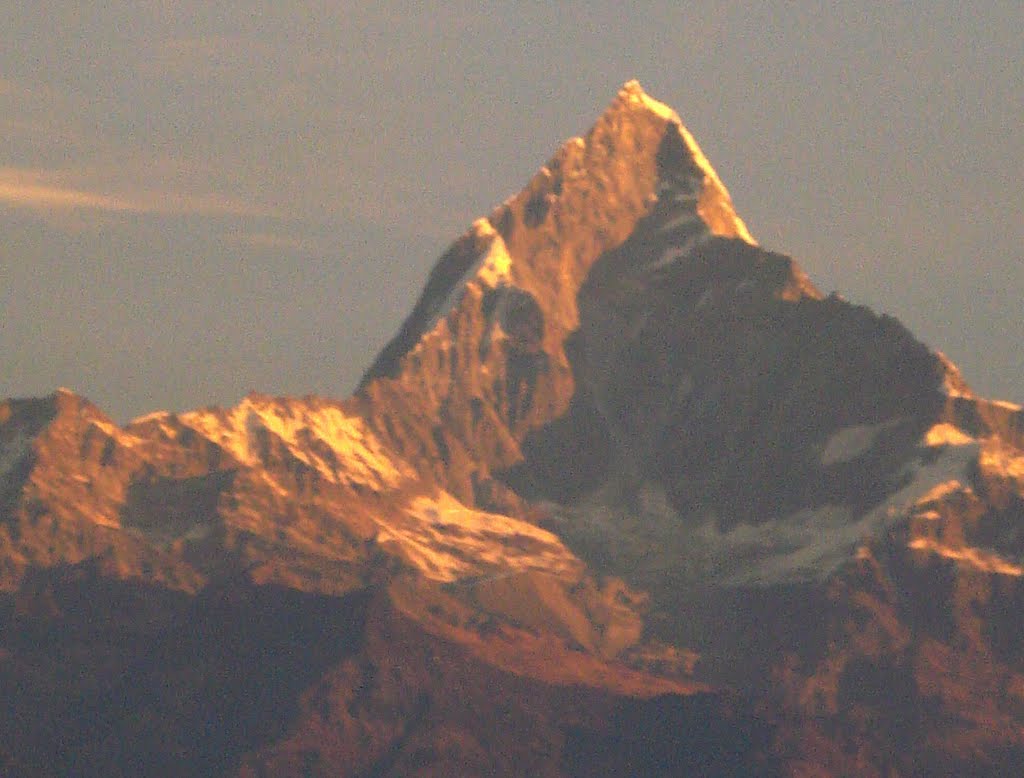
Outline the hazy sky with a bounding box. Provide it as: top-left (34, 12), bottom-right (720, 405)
top-left (2, 2), bottom-right (1022, 421)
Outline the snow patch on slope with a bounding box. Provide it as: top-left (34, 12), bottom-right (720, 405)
top-left (421, 218), bottom-right (512, 337)
top-left (821, 421), bottom-right (896, 465)
top-left (908, 475), bottom-right (1023, 577)
top-left (908, 536), bottom-right (1023, 576)
top-left (980, 440), bottom-right (1024, 484)
top-left (376, 490), bottom-right (583, 583)
top-left (127, 410), bottom-right (181, 440)
top-left (936, 350), bottom-right (974, 398)
top-left (925, 423), bottom-right (976, 446)
top-left (559, 421), bottom-right (988, 588)
top-left (180, 396), bottom-right (413, 492)
top-left (88, 418), bottom-right (141, 448)
top-left (990, 399), bottom-right (1023, 412)
top-left (723, 423), bottom-right (984, 584)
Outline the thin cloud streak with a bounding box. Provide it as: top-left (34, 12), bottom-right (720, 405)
top-left (0, 168), bottom-right (264, 217)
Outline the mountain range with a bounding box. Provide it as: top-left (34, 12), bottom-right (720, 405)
top-left (3, 81), bottom-right (1024, 776)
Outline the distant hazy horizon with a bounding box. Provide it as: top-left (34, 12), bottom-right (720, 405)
top-left (3, 3), bottom-right (1021, 421)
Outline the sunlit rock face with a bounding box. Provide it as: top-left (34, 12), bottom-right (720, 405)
top-left (357, 81), bottom-right (755, 512)
top-left (3, 81), bottom-right (1024, 775)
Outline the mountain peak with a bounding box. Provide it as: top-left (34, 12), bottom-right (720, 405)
top-left (616, 79), bottom-right (678, 121)
top-left (362, 84), bottom-right (756, 389)
top-left (6, 81), bottom-right (1024, 776)
top-left (595, 80), bottom-right (755, 245)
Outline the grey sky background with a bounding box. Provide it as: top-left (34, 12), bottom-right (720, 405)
top-left (2, 2), bottom-right (1021, 421)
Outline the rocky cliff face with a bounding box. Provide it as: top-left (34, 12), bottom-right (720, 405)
top-left (3, 81), bottom-right (1024, 776)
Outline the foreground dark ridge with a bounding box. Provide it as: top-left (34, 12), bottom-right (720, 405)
top-left (2, 81), bottom-right (1024, 776)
